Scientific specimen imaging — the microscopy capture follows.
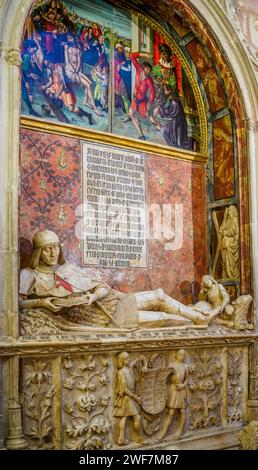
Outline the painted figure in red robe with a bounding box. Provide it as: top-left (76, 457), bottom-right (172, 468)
top-left (128, 52), bottom-right (155, 140)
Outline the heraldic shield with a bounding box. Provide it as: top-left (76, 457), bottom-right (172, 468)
top-left (138, 367), bottom-right (173, 414)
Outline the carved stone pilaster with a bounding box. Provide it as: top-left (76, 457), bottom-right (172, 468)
top-left (227, 350), bottom-right (244, 423)
top-left (188, 350), bottom-right (222, 430)
top-left (0, 358), bottom-right (4, 449)
top-left (62, 354), bottom-right (112, 450)
top-left (4, 48), bottom-right (21, 67)
top-left (5, 357), bottom-right (27, 449)
top-left (22, 359), bottom-right (57, 449)
top-left (5, 403), bottom-right (27, 449)
top-left (247, 343), bottom-right (258, 421)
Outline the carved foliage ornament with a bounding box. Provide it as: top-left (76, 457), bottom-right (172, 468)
top-left (227, 350), bottom-right (243, 423)
top-left (188, 350), bottom-right (222, 430)
top-left (62, 355), bottom-right (112, 450)
top-left (23, 360), bottom-right (55, 448)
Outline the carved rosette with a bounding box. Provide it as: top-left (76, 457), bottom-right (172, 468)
top-left (23, 360), bottom-right (55, 449)
top-left (188, 350), bottom-right (222, 430)
top-left (4, 48), bottom-right (22, 67)
top-left (62, 355), bottom-right (112, 450)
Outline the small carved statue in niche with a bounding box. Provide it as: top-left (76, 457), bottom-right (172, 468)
top-left (159, 349), bottom-right (189, 440)
top-left (19, 230), bottom-right (253, 334)
top-left (113, 351), bottom-right (146, 446)
top-left (213, 205), bottom-right (240, 281)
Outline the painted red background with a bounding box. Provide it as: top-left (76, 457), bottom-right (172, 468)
top-left (19, 128), bottom-right (207, 303)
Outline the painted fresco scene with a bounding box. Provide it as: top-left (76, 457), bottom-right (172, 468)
top-left (21, 0), bottom-right (200, 150)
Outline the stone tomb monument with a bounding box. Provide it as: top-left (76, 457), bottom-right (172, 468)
top-left (15, 229), bottom-right (255, 450)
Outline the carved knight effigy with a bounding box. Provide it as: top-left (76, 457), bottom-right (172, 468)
top-left (19, 230), bottom-right (253, 335)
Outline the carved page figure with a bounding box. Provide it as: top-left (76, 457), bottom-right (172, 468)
top-left (159, 349), bottom-right (188, 439)
top-left (113, 352), bottom-right (144, 446)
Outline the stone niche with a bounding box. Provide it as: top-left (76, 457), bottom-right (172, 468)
top-left (18, 327), bottom-right (255, 450)
top-left (5, 0), bottom-right (256, 452)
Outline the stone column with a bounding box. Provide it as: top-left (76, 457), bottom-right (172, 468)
top-left (0, 43), bottom-right (27, 449)
top-left (0, 358), bottom-right (4, 449)
top-left (247, 118), bottom-right (258, 326)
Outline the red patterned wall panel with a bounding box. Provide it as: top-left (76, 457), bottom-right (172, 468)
top-left (19, 128), bottom-right (207, 303)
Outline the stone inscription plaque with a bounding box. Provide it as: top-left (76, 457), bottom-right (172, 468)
top-left (82, 142), bottom-right (146, 268)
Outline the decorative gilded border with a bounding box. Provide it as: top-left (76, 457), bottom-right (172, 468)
top-left (21, 117), bottom-right (207, 163)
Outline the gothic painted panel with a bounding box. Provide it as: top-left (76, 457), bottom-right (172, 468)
top-left (213, 115), bottom-right (235, 200)
top-left (21, 0), bottom-right (200, 151)
top-left (186, 39), bottom-right (227, 114)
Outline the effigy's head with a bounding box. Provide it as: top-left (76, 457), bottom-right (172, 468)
top-left (30, 230), bottom-right (65, 268)
top-left (33, 230), bottom-right (59, 249)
